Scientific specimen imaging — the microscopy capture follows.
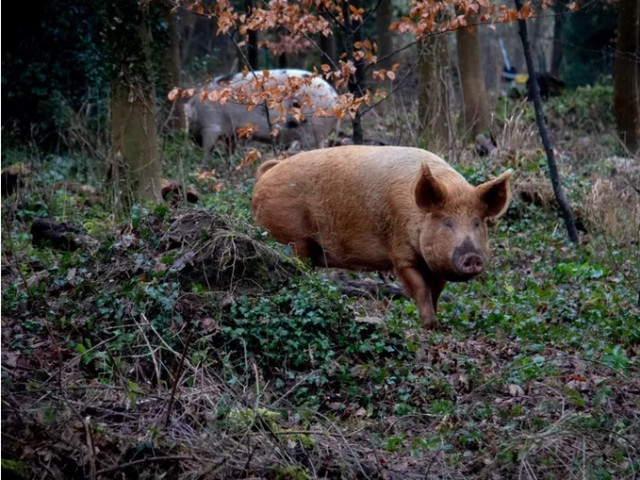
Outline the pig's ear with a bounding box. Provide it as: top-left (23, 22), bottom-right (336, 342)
top-left (476, 169), bottom-right (513, 218)
top-left (415, 163), bottom-right (447, 210)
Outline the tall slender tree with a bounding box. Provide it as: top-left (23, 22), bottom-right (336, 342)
top-left (550, 0), bottom-right (567, 77)
top-left (338, 0), bottom-right (367, 144)
top-left (165, 6), bottom-right (185, 131)
top-left (376, 0), bottom-right (394, 70)
top-left (514, 0), bottom-right (578, 243)
top-left (105, 0), bottom-right (162, 211)
top-left (613, 0), bottom-right (640, 153)
top-left (244, 0), bottom-right (259, 70)
top-left (417, 34), bottom-right (451, 148)
top-left (456, 16), bottom-right (491, 138)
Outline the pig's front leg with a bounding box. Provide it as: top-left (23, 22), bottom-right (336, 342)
top-left (395, 264), bottom-right (445, 329)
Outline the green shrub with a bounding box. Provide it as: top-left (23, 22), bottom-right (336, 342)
top-left (225, 276), bottom-right (375, 370)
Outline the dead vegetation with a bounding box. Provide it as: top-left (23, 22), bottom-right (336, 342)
top-left (584, 157), bottom-right (640, 245)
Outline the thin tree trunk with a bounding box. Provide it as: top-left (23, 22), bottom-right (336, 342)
top-left (277, 52), bottom-right (288, 68)
top-left (245, 0), bottom-right (259, 69)
top-left (106, 0), bottom-right (162, 212)
top-left (550, 0), bottom-right (565, 77)
top-left (515, 0), bottom-right (578, 243)
top-left (376, 0), bottom-right (393, 70)
top-left (341, 0), bottom-right (365, 144)
top-left (613, 0), bottom-right (640, 153)
top-left (165, 7), bottom-right (185, 131)
top-left (417, 34), bottom-right (450, 149)
top-left (319, 30), bottom-right (337, 67)
top-left (456, 17), bottom-right (491, 138)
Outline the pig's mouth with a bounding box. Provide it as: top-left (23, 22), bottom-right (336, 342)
top-left (424, 257), bottom-right (485, 283)
top-left (447, 268), bottom-right (484, 283)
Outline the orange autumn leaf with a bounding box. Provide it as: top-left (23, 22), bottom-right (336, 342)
top-left (236, 148), bottom-right (262, 171)
top-left (167, 88), bottom-right (181, 102)
top-left (349, 4), bottom-right (364, 16)
top-left (237, 123), bottom-right (259, 138)
top-left (197, 169), bottom-right (217, 181)
top-left (182, 88), bottom-right (196, 99)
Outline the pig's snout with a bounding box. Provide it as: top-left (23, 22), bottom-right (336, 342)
top-left (453, 240), bottom-right (485, 278)
top-left (459, 252), bottom-right (484, 275)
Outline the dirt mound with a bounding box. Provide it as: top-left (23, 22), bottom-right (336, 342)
top-left (158, 210), bottom-right (299, 291)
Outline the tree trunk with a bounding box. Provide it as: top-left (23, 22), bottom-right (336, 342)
top-left (417, 34), bottom-right (451, 149)
top-left (319, 31), bottom-right (337, 67)
top-left (376, 0), bottom-right (393, 70)
top-left (456, 17), bottom-right (491, 138)
top-left (165, 7), bottom-right (185, 131)
top-left (341, 0), bottom-right (365, 144)
top-left (277, 52), bottom-right (288, 68)
top-left (105, 0), bottom-right (162, 212)
top-left (515, 0), bottom-right (578, 243)
top-left (613, 0), bottom-right (640, 153)
top-left (550, 0), bottom-right (566, 77)
top-left (245, 0), bottom-right (259, 69)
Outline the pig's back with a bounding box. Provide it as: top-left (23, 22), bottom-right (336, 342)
top-left (253, 145), bottom-right (462, 234)
top-left (256, 145), bottom-right (462, 199)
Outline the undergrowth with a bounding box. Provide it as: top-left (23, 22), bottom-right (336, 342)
top-left (2, 103), bottom-right (639, 478)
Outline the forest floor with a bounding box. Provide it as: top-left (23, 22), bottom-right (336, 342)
top-left (2, 87), bottom-right (639, 479)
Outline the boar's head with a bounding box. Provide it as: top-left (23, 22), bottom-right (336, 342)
top-left (414, 164), bottom-right (512, 282)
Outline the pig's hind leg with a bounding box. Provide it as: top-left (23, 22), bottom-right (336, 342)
top-left (292, 238), bottom-right (334, 267)
top-left (200, 126), bottom-right (222, 153)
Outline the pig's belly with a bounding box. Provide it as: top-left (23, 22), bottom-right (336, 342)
top-left (318, 233), bottom-right (394, 271)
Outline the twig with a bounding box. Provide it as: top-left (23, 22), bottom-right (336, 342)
top-left (164, 317), bottom-right (195, 428)
top-left (135, 313), bottom-right (163, 389)
top-left (145, 313), bottom-right (195, 373)
top-left (95, 455), bottom-right (196, 476)
top-left (2, 219), bottom-right (34, 304)
top-left (83, 416), bottom-right (97, 480)
top-left (312, 410), bottom-right (374, 479)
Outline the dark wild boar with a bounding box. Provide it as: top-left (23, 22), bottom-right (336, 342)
top-left (251, 145), bottom-right (513, 328)
top-left (185, 69), bottom-right (338, 153)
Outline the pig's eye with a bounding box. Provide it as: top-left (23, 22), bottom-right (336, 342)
top-left (443, 217), bottom-right (455, 229)
top-left (473, 218), bottom-right (481, 229)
